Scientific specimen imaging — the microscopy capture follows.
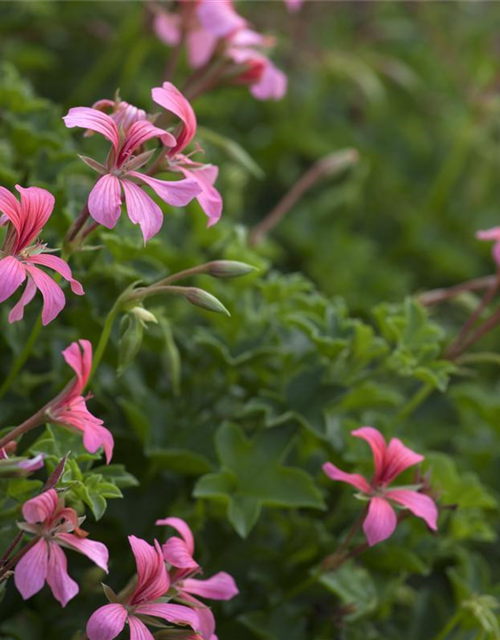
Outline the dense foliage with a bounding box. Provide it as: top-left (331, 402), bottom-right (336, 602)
top-left (1, 2), bottom-right (500, 639)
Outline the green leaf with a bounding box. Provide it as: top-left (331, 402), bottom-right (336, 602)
top-left (194, 423), bottom-right (325, 537)
top-left (320, 561), bottom-right (378, 620)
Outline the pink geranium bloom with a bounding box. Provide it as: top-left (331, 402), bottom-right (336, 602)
top-left (90, 97), bottom-right (147, 135)
top-left (63, 105), bottom-right (201, 242)
top-left (284, 0), bottom-right (303, 11)
top-left (152, 82), bottom-right (223, 225)
top-left (87, 535), bottom-right (201, 640)
top-left (14, 489), bottom-right (108, 606)
top-left (47, 340), bottom-right (114, 464)
top-left (323, 427), bottom-right (438, 546)
top-left (0, 185), bottom-right (84, 325)
top-left (157, 517), bottom-right (239, 640)
top-left (227, 29), bottom-right (288, 101)
top-left (476, 227), bottom-right (500, 267)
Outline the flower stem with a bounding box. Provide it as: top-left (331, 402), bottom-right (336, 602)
top-left (0, 406), bottom-right (48, 450)
top-left (0, 316), bottom-right (43, 401)
top-left (65, 203), bottom-right (90, 245)
top-left (451, 304), bottom-right (500, 359)
top-left (89, 299), bottom-right (123, 385)
top-left (388, 382), bottom-right (434, 430)
top-left (432, 610), bottom-right (463, 640)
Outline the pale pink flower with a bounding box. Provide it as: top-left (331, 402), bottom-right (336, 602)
top-left (323, 427), bottom-right (438, 546)
top-left (0, 445), bottom-right (44, 477)
top-left (87, 535), bottom-right (201, 640)
top-left (90, 98), bottom-right (147, 135)
top-left (47, 340), bottom-right (114, 464)
top-left (227, 29), bottom-right (288, 101)
top-left (476, 227), bottom-right (500, 267)
top-left (0, 185), bottom-right (84, 325)
top-left (284, 0), bottom-right (303, 12)
top-left (154, 10), bottom-right (182, 47)
top-left (157, 517), bottom-right (239, 640)
top-left (14, 489), bottom-right (108, 607)
top-left (63, 106), bottom-right (201, 242)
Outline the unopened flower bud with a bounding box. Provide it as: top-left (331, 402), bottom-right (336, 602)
top-left (207, 260), bottom-right (257, 279)
top-left (130, 306), bottom-right (158, 324)
top-left (184, 288), bottom-right (231, 316)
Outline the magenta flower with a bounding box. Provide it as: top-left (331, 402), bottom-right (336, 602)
top-left (63, 106), bottom-right (201, 242)
top-left (323, 427), bottom-right (438, 546)
top-left (89, 98), bottom-right (147, 135)
top-left (151, 82), bottom-right (223, 225)
top-left (0, 185), bottom-right (84, 325)
top-left (476, 227), bottom-right (500, 267)
top-left (14, 489), bottom-right (108, 606)
top-left (87, 535), bottom-right (201, 640)
top-left (47, 340), bottom-right (114, 464)
top-left (157, 517), bottom-right (239, 640)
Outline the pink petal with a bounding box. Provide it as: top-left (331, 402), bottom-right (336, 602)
top-left (0, 256), bottom-right (26, 303)
top-left (14, 186), bottom-right (56, 251)
top-left (154, 11), bottom-right (182, 47)
top-left (197, 0), bottom-right (247, 38)
top-left (250, 62), bottom-right (288, 101)
top-left (151, 83), bottom-right (197, 154)
top-left (129, 616), bottom-right (155, 640)
top-left (63, 107), bottom-right (120, 154)
top-left (162, 537), bottom-right (199, 570)
top-left (17, 453), bottom-right (45, 472)
top-left (118, 120), bottom-right (176, 167)
top-left (14, 538), bottom-right (48, 599)
top-left (385, 489), bottom-right (438, 531)
top-left (24, 263), bottom-right (65, 325)
top-left (476, 227), bottom-right (500, 242)
top-left (381, 438), bottom-right (424, 485)
top-left (24, 254), bottom-right (84, 296)
top-left (88, 174), bottom-right (123, 230)
top-left (81, 416), bottom-right (115, 464)
top-left (121, 179), bottom-right (164, 243)
top-left (22, 488), bottom-right (58, 523)
top-left (131, 171), bottom-right (201, 208)
top-left (57, 533), bottom-right (109, 572)
top-left (492, 242), bottom-right (500, 267)
top-left (178, 165), bottom-right (222, 226)
top-left (322, 462), bottom-right (371, 493)
top-left (46, 542), bottom-right (79, 606)
top-left (351, 427), bottom-right (387, 483)
top-left (61, 339), bottom-right (93, 395)
top-left (9, 278), bottom-right (37, 323)
top-left (156, 516), bottom-right (195, 555)
top-left (129, 536), bottom-right (170, 604)
top-left (182, 572), bottom-right (239, 601)
top-left (187, 28), bottom-right (218, 69)
top-left (363, 497), bottom-right (397, 547)
top-left (0, 186), bottom-right (21, 225)
top-left (176, 593), bottom-right (214, 640)
top-left (284, 0), bottom-right (303, 12)
top-left (87, 604), bottom-right (128, 640)
top-left (135, 603), bottom-right (200, 633)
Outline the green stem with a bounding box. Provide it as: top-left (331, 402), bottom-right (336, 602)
top-left (89, 299), bottom-right (123, 384)
top-left (389, 383), bottom-right (433, 429)
top-left (0, 316), bottom-right (43, 401)
top-left (0, 405), bottom-right (48, 450)
top-left (432, 610), bottom-right (463, 640)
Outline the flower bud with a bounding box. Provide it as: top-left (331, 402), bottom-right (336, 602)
top-left (129, 306), bottom-right (158, 324)
top-left (184, 288), bottom-right (231, 316)
top-left (207, 260), bottom-right (257, 279)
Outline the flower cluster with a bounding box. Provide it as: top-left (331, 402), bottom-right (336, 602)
top-left (154, 0), bottom-right (287, 101)
top-left (87, 518), bottom-right (238, 640)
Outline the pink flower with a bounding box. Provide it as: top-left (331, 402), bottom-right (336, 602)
top-left (226, 29), bottom-right (288, 101)
top-left (152, 82), bottom-right (223, 226)
top-left (284, 0), bottom-right (303, 12)
top-left (323, 427), bottom-right (438, 546)
top-left (157, 517), bottom-right (239, 640)
top-left (48, 340), bottom-right (114, 464)
top-left (0, 185), bottom-right (84, 325)
top-left (63, 105), bottom-right (201, 242)
top-left (14, 489), bottom-right (108, 606)
top-left (90, 98), bottom-right (147, 135)
top-left (476, 227), bottom-right (500, 267)
top-left (87, 535), bottom-right (201, 640)
top-left (0, 444), bottom-right (44, 477)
